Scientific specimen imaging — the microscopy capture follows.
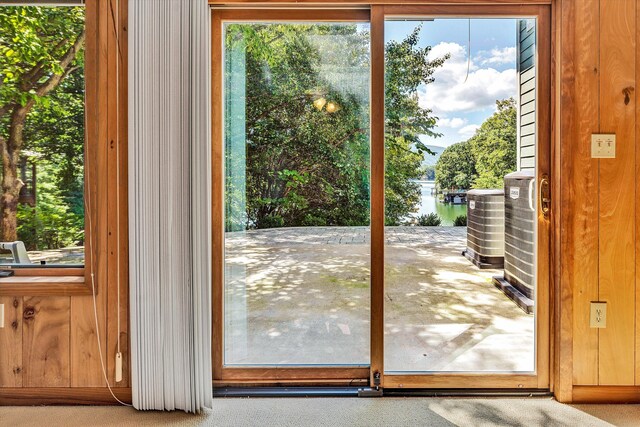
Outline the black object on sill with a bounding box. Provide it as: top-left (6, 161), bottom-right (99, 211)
top-left (0, 270), bottom-right (15, 277)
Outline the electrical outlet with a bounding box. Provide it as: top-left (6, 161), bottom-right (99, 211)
top-left (590, 302), bottom-right (607, 328)
top-left (591, 134), bottom-right (616, 158)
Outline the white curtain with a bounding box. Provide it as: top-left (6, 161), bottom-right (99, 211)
top-left (128, 0), bottom-right (212, 412)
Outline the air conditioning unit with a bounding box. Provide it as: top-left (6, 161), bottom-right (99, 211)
top-left (493, 170), bottom-right (536, 314)
top-left (463, 189), bottom-right (505, 269)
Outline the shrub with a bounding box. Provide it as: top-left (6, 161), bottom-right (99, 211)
top-left (416, 213), bottom-right (441, 226)
top-left (453, 215), bottom-right (467, 226)
top-left (257, 214), bottom-right (285, 229)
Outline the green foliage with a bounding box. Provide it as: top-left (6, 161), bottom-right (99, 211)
top-left (416, 213), bottom-right (441, 226)
top-left (423, 165), bottom-right (436, 181)
top-left (23, 71), bottom-right (85, 213)
top-left (17, 70), bottom-right (85, 249)
top-left (230, 23), bottom-right (370, 229)
top-left (435, 140), bottom-right (476, 190)
top-left (384, 27), bottom-right (448, 226)
top-left (0, 6), bottom-right (84, 113)
top-left (434, 98), bottom-right (516, 194)
top-left (0, 6), bottom-right (85, 249)
top-left (227, 24), bottom-right (446, 230)
top-left (469, 98), bottom-right (517, 189)
top-left (453, 214), bottom-right (467, 227)
top-left (17, 165), bottom-right (83, 250)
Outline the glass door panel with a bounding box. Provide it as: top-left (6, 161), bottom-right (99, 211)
top-left (383, 18), bottom-right (537, 373)
top-left (223, 22), bottom-right (371, 366)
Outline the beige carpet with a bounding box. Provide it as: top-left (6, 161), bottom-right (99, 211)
top-left (2, 398), bottom-right (640, 426)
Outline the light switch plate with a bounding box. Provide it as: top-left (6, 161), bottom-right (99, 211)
top-left (591, 133), bottom-right (616, 158)
top-left (590, 302), bottom-right (607, 328)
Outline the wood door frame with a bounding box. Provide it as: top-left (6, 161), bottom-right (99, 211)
top-left (376, 3), bottom-right (552, 390)
top-left (211, 7), bottom-right (373, 385)
top-left (211, 3), bottom-right (554, 390)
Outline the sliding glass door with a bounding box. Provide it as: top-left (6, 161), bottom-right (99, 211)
top-left (213, 4), bottom-right (551, 390)
top-left (379, 5), bottom-right (551, 389)
top-left (213, 10), bottom-right (373, 382)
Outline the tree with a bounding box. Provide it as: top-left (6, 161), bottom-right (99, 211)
top-left (226, 24), bottom-right (447, 229)
top-left (423, 165), bottom-right (436, 181)
top-left (18, 68), bottom-right (85, 249)
top-left (227, 24), bottom-right (371, 229)
top-left (469, 98), bottom-right (517, 189)
top-left (0, 6), bottom-right (85, 241)
top-left (384, 27), bottom-right (448, 225)
top-left (435, 140), bottom-right (476, 190)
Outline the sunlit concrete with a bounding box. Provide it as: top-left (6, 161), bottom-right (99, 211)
top-left (225, 226), bottom-right (534, 372)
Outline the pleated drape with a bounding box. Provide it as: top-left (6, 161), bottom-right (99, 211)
top-left (128, 0), bottom-right (212, 413)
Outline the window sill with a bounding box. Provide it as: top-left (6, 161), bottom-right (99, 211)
top-left (0, 275), bottom-right (90, 296)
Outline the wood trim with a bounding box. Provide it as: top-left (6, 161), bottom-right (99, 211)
top-left (383, 4), bottom-right (546, 17)
top-left (4, 268), bottom-right (84, 277)
top-left (554, 0), bottom-right (575, 403)
top-left (219, 367), bottom-right (370, 381)
top-left (211, 8), bottom-right (224, 382)
top-left (107, 0), bottom-right (131, 389)
top-left (211, 3), bottom-right (555, 390)
top-left (379, 4), bottom-right (552, 392)
top-left (547, 2), bottom-right (561, 392)
top-left (211, 11), bottom-right (224, 379)
top-left (0, 387), bottom-right (132, 406)
top-left (0, 277), bottom-right (88, 297)
top-left (549, 0), bottom-right (560, 396)
top-left (572, 386), bottom-right (640, 403)
top-left (636, 0), bottom-right (640, 389)
top-left (83, 0), bottom-right (97, 290)
top-left (214, 9), bottom-right (370, 21)
top-left (370, 4), bottom-right (384, 388)
top-left (209, 1), bottom-right (553, 5)
top-left (214, 379), bottom-right (368, 387)
top-left (211, 7), bottom-right (376, 384)
top-left (535, 3), bottom-right (552, 391)
top-left (383, 374), bottom-right (540, 389)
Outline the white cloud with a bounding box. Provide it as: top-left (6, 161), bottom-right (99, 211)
top-left (421, 42), bottom-right (517, 115)
top-left (458, 124), bottom-right (480, 139)
top-left (478, 46), bottom-right (517, 65)
top-left (437, 117), bottom-right (466, 129)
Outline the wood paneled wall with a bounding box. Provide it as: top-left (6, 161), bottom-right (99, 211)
top-left (558, 0), bottom-right (640, 402)
top-left (0, 0), bottom-right (130, 403)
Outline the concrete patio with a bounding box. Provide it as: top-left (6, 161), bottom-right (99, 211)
top-left (224, 226), bottom-right (534, 372)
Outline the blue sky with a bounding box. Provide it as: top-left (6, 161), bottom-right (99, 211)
top-left (386, 19), bottom-right (518, 147)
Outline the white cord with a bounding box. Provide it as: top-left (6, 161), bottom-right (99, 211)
top-left (85, 146), bottom-right (130, 407)
top-left (114, 0), bottom-right (122, 357)
top-left (90, 273), bottom-right (132, 407)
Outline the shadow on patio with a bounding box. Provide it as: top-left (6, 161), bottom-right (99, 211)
top-left (224, 226), bottom-right (533, 372)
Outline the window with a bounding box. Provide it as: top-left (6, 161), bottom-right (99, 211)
top-left (0, 4), bottom-right (85, 268)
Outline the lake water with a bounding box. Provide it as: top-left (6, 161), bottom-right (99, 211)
top-left (412, 181), bottom-right (467, 226)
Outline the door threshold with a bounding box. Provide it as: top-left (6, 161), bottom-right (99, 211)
top-left (214, 387), bottom-right (552, 398)
top-left (214, 387), bottom-right (362, 398)
top-left (384, 389), bottom-right (552, 398)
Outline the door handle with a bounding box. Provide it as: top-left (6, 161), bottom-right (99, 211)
top-left (539, 175), bottom-right (551, 217)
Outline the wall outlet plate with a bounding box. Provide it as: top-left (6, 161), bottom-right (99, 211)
top-left (591, 134), bottom-right (616, 158)
top-left (590, 302), bottom-right (607, 328)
